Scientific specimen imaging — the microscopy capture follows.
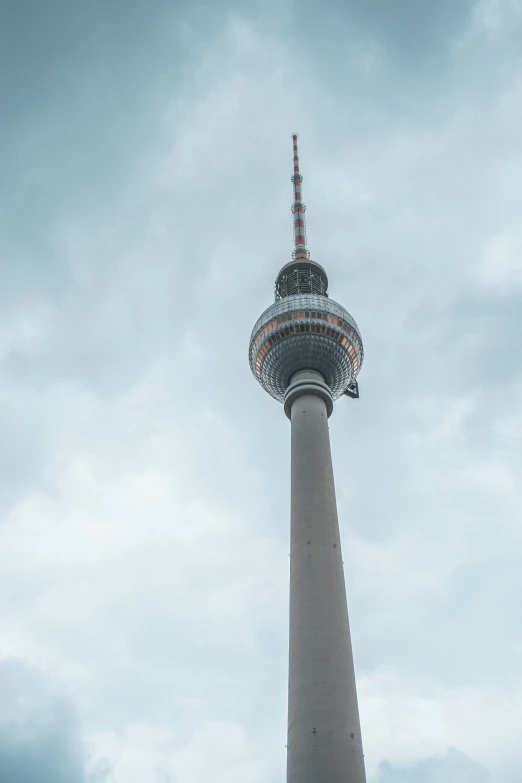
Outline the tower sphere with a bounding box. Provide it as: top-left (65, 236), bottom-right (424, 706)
top-left (248, 259), bottom-right (364, 408)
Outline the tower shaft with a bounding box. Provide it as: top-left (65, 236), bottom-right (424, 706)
top-left (286, 370), bottom-right (366, 783)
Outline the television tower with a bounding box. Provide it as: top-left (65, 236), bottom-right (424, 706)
top-left (248, 135), bottom-right (366, 783)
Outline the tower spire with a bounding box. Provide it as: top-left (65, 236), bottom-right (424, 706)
top-left (291, 134), bottom-right (310, 260)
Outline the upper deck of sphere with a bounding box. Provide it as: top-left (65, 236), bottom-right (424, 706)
top-left (275, 259), bottom-right (329, 299)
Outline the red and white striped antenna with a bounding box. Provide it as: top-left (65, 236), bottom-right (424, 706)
top-left (291, 133), bottom-right (310, 260)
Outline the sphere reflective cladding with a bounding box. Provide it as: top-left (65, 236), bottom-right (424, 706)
top-left (249, 294), bottom-right (363, 403)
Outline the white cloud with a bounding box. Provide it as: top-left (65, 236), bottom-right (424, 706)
top-left (0, 377), bottom-right (287, 653)
top-left (374, 748), bottom-right (490, 783)
top-left (92, 719), bottom-right (279, 783)
top-left (473, 0), bottom-right (522, 35)
top-left (479, 231), bottom-right (522, 288)
top-left (2, 3), bottom-right (522, 782)
top-left (360, 670), bottom-right (521, 778)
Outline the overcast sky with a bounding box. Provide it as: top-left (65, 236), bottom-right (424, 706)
top-left (1, 0), bottom-right (522, 781)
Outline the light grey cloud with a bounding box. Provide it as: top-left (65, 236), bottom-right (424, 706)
top-left (0, 0), bottom-right (521, 781)
top-left (374, 748), bottom-right (490, 783)
top-left (0, 661), bottom-right (112, 783)
top-left (297, 0), bottom-right (477, 64)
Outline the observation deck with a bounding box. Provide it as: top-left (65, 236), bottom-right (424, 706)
top-left (275, 259), bottom-right (328, 299)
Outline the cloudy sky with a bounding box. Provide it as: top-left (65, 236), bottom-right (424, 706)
top-left (1, 0), bottom-right (522, 781)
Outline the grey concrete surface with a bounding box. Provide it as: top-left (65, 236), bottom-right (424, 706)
top-left (287, 370), bottom-right (366, 783)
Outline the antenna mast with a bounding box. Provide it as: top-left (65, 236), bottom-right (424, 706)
top-left (291, 134), bottom-right (310, 260)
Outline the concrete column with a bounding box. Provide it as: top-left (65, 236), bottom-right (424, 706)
top-left (285, 370), bottom-right (366, 783)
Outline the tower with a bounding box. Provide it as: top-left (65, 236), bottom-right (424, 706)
top-left (248, 136), bottom-right (366, 783)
